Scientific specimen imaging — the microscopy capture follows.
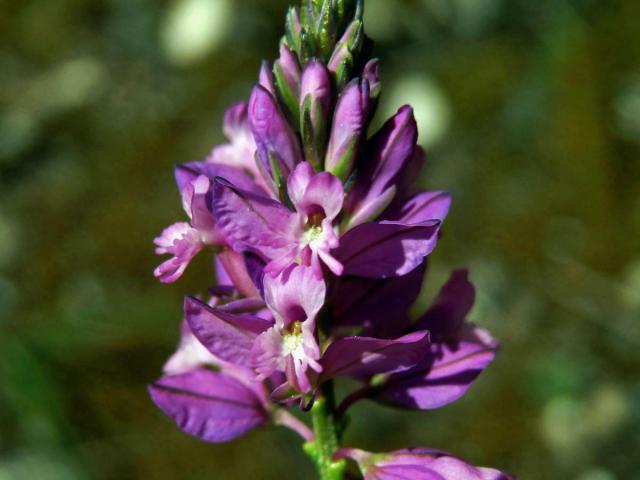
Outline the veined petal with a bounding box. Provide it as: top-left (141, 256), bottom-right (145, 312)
top-left (212, 177), bottom-right (300, 265)
top-left (185, 296), bottom-right (273, 367)
top-left (334, 220), bottom-right (441, 278)
top-left (390, 191), bottom-right (452, 224)
top-left (337, 448), bottom-right (513, 480)
top-left (320, 331), bottom-right (429, 381)
top-left (347, 106), bottom-right (417, 219)
top-left (331, 262), bottom-right (426, 338)
top-left (415, 270), bottom-right (475, 337)
top-left (376, 326), bottom-right (498, 410)
top-left (149, 368), bottom-right (268, 443)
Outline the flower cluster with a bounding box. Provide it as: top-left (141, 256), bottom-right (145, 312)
top-left (149, 1), bottom-right (512, 478)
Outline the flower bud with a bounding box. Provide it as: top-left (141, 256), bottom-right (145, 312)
top-left (363, 58), bottom-right (381, 100)
top-left (324, 78), bottom-right (369, 180)
top-left (249, 85), bottom-right (303, 197)
top-left (258, 60), bottom-right (277, 97)
top-left (285, 6), bottom-right (302, 54)
top-left (273, 44), bottom-right (302, 123)
top-left (328, 19), bottom-right (363, 88)
top-left (300, 60), bottom-right (332, 169)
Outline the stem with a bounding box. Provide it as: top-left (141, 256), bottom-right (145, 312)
top-left (303, 381), bottom-right (347, 480)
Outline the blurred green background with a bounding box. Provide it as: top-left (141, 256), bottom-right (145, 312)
top-left (1, 0), bottom-right (639, 478)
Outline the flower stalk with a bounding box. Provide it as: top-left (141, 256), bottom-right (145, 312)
top-left (304, 381), bottom-right (347, 480)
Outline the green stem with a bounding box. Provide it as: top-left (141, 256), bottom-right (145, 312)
top-left (303, 381), bottom-right (346, 480)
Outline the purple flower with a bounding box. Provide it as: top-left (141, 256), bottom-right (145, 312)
top-left (251, 265), bottom-right (325, 394)
top-left (373, 271), bottom-right (499, 410)
top-left (153, 175), bottom-right (218, 283)
top-left (212, 162), bottom-right (344, 277)
top-left (336, 448), bottom-right (513, 480)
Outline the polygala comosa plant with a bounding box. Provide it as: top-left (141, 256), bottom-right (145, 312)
top-left (149, 1), bottom-right (513, 478)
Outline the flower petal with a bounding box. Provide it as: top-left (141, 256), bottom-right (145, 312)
top-left (331, 262), bottom-right (426, 338)
top-left (334, 220), bottom-right (441, 278)
top-left (212, 177), bottom-right (299, 266)
top-left (376, 326), bottom-right (498, 410)
top-left (185, 296), bottom-right (273, 367)
top-left (149, 368), bottom-right (268, 443)
top-left (320, 331), bottom-right (429, 380)
top-left (263, 265), bottom-right (326, 328)
top-left (357, 448), bottom-right (514, 480)
top-left (346, 105), bottom-right (417, 219)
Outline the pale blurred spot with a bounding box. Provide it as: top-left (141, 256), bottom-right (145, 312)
top-left (584, 384), bottom-right (630, 439)
top-left (422, 0), bottom-right (502, 34)
top-left (382, 74), bottom-right (451, 148)
top-left (161, 0), bottom-right (232, 67)
top-left (614, 76), bottom-right (640, 143)
top-left (0, 450), bottom-right (83, 480)
top-left (25, 58), bottom-right (106, 116)
top-left (540, 395), bottom-right (585, 456)
top-left (364, 0), bottom-right (403, 41)
top-left (576, 468), bottom-right (617, 480)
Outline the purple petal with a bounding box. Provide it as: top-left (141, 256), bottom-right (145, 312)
top-left (287, 162), bottom-right (344, 221)
top-left (347, 106), bottom-right (417, 219)
top-left (334, 220), bottom-right (441, 278)
top-left (217, 249), bottom-right (260, 298)
top-left (175, 161), bottom-right (260, 196)
top-left (163, 320), bottom-right (217, 376)
top-left (377, 325), bottom-right (498, 410)
top-left (153, 222), bottom-right (204, 283)
top-left (365, 448), bottom-right (514, 480)
top-left (185, 296), bottom-right (272, 367)
top-left (263, 264), bottom-right (326, 328)
top-left (248, 85), bottom-right (303, 185)
top-left (149, 368), bottom-right (268, 443)
top-left (258, 61), bottom-right (277, 97)
top-left (389, 191), bottom-right (452, 224)
top-left (320, 331), bottom-right (429, 380)
top-left (415, 270), bottom-right (475, 337)
top-left (212, 177), bottom-right (300, 267)
top-left (331, 262), bottom-right (426, 338)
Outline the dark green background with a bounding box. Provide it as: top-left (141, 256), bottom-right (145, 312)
top-left (1, 0), bottom-right (639, 478)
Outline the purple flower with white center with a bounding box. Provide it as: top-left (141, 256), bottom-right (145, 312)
top-left (336, 448), bottom-right (514, 480)
top-left (251, 264), bottom-right (325, 393)
top-left (213, 161), bottom-right (344, 277)
top-left (148, 1), bottom-right (513, 477)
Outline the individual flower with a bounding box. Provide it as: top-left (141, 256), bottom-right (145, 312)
top-left (212, 161), bottom-right (345, 277)
top-left (336, 448), bottom-right (514, 480)
top-left (251, 265), bottom-right (325, 393)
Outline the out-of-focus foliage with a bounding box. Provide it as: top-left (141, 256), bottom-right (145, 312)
top-left (1, 0), bottom-right (638, 478)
